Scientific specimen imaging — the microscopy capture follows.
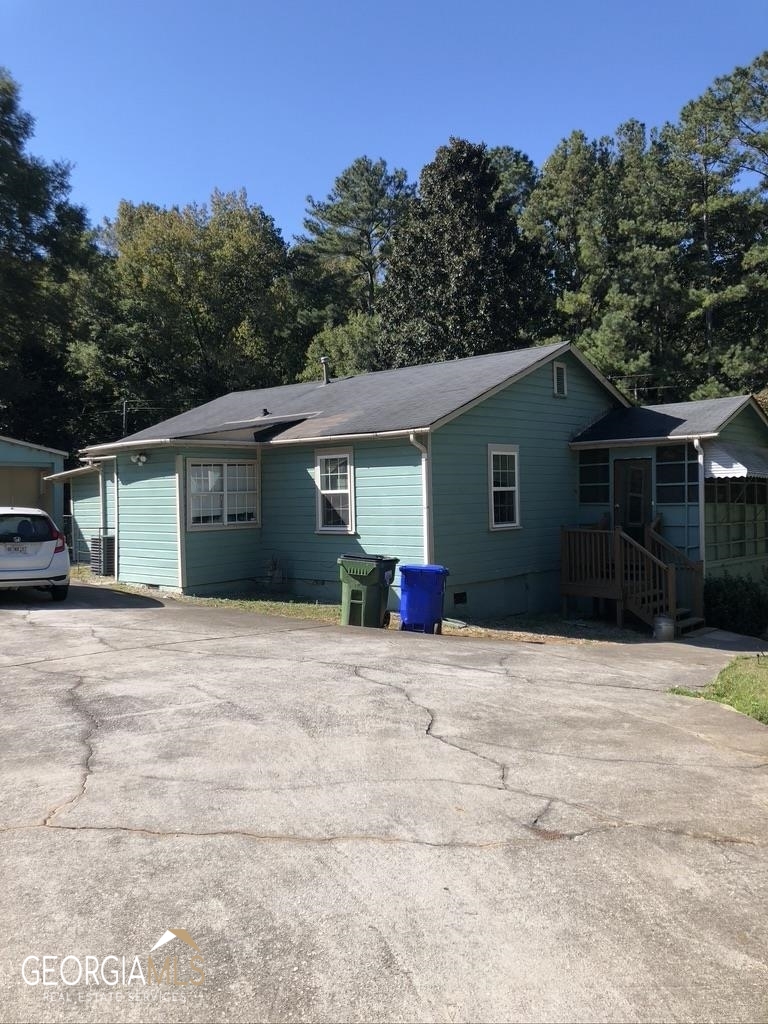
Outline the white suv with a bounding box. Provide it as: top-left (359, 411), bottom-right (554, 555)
top-left (0, 507), bottom-right (71, 601)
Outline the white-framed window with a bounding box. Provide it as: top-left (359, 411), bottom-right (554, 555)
top-left (315, 450), bottom-right (355, 533)
top-left (187, 460), bottom-right (259, 529)
top-left (488, 444), bottom-right (520, 529)
top-left (553, 361), bottom-right (568, 397)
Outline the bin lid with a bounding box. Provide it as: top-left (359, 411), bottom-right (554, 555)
top-left (399, 564), bottom-right (449, 575)
top-left (337, 553), bottom-right (399, 564)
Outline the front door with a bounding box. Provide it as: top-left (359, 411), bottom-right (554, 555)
top-left (614, 459), bottom-right (652, 543)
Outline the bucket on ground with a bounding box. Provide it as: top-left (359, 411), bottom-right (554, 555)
top-left (653, 615), bottom-right (675, 641)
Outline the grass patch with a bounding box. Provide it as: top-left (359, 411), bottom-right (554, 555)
top-left (671, 655), bottom-right (768, 724)
top-left (71, 565), bottom-right (341, 622)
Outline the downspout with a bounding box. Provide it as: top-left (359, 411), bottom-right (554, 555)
top-left (114, 457), bottom-right (119, 581)
top-left (693, 437), bottom-right (706, 574)
top-left (409, 432), bottom-right (434, 564)
top-left (95, 454), bottom-right (117, 578)
top-left (98, 462), bottom-right (104, 535)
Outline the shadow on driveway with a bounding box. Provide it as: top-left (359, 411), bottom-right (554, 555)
top-left (0, 583), bottom-right (165, 611)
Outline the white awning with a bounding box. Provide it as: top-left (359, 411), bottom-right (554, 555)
top-left (44, 464), bottom-right (100, 483)
top-left (704, 442), bottom-right (768, 479)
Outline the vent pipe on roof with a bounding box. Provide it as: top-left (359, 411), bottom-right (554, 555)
top-left (320, 356), bottom-right (331, 385)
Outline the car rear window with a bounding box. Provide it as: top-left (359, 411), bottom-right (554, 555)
top-left (0, 514), bottom-right (56, 543)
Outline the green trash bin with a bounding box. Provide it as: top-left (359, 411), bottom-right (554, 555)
top-left (338, 554), bottom-right (399, 628)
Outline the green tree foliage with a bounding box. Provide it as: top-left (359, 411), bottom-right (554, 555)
top-left (70, 191), bottom-right (300, 438)
top-left (380, 138), bottom-right (549, 366)
top-left (302, 156), bottom-right (414, 315)
top-left (526, 122), bottom-right (692, 397)
top-left (7, 51), bottom-right (768, 452)
top-left (521, 90), bottom-right (768, 401)
top-left (298, 312), bottom-right (382, 381)
top-left (666, 53), bottom-right (768, 396)
top-left (0, 68), bottom-right (91, 446)
top-left (700, 51), bottom-right (768, 184)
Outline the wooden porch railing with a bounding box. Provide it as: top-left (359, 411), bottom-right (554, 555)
top-left (644, 525), bottom-right (704, 620)
top-left (561, 527), bottom-right (677, 628)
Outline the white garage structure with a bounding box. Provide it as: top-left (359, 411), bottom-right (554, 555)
top-left (0, 436), bottom-right (66, 523)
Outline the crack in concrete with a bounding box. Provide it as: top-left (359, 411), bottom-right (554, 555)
top-left (43, 675), bottom-right (97, 825)
top-left (348, 666), bottom-right (766, 848)
top-left (530, 799), bottom-right (554, 828)
top-left (130, 774), bottom-right (509, 794)
top-left (465, 735), bottom-right (766, 772)
top-left (0, 819), bottom-right (759, 848)
top-left (9, 629), bottom-right (764, 854)
top-left (0, 821), bottom-right (533, 849)
top-left (2, 623), bottom-right (334, 670)
top-left (353, 666), bottom-right (508, 790)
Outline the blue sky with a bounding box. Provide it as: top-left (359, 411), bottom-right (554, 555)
top-left (3, 0), bottom-right (766, 241)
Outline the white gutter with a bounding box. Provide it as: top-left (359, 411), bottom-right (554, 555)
top-left (82, 428), bottom-right (435, 456)
top-left (44, 464), bottom-right (99, 482)
top-left (570, 433), bottom-right (719, 450)
top-left (262, 427), bottom-right (434, 446)
top-left (693, 437), bottom-right (706, 572)
top-left (409, 432), bottom-right (434, 564)
top-left (81, 438), bottom-right (269, 455)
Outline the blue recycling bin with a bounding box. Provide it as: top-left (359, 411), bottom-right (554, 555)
top-left (399, 564), bottom-right (449, 634)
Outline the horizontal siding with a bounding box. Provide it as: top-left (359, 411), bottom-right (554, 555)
top-left (431, 352), bottom-right (620, 612)
top-left (117, 451), bottom-right (179, 587)
top-left (718, 405), bottom-right (768, 447)
top-left (179, 447), bottom-right (264, 589)
top-left (71, 475), bottom-right (101, 564)
top-left (260, 439), bottom-right (423, 595)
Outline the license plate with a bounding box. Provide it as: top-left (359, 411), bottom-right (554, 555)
top-left (5, 544), bottom-right (28, 554)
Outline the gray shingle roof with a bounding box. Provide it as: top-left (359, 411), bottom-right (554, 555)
top-left (572, 396), bottom-right (752, 444)
top-left (101, 342), bottom-right (572, 447)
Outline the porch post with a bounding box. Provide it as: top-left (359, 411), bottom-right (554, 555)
top-left (613, 526), bottom-right (624, 626)
top-left (694, 438), bottom-right (706, 574)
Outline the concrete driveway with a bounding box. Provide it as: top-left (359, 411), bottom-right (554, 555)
top-left (1, 584), bottom-right (767, 1023)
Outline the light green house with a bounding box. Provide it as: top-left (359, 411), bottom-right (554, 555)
top-left (52, 343), bottom-right (768, 625)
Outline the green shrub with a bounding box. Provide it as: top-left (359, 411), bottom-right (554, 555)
top-left (704, 573), bottom-right (768, 637)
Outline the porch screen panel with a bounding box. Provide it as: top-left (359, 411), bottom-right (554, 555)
top-left (705, 479), bottom-right (768, 561)
top-left (579, 450), bottom-right (609, 504)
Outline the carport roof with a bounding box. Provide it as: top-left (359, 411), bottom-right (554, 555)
top-left (0, 434), bottom-right (67, 457)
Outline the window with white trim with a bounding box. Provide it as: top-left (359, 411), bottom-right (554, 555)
top-left (187, 461), bottom-right (259, 528)
top-left (488, 445), bottom-right (520, 529)
top-left (553, 361), bottom-right (567, 397)
top-left (316, 451), bottom-right (354, 533)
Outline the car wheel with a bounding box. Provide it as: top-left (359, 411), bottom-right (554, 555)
top-left (51, 584), bottom-right (69, 602)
